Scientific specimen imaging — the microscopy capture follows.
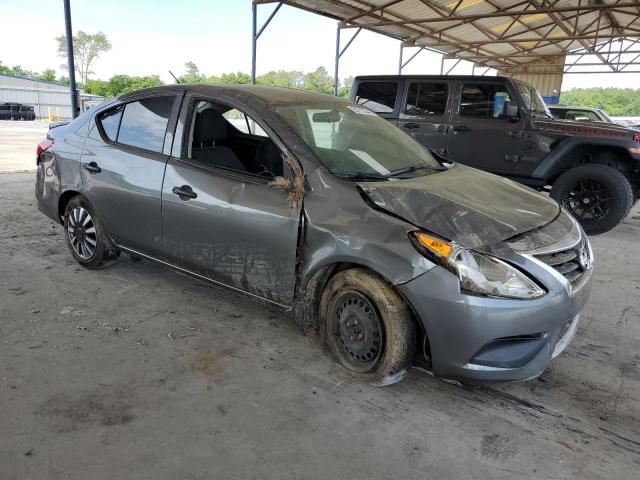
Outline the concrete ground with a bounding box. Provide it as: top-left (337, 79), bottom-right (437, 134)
top-left (0, 119), bottom-right (49, 173)
top-left (1, 136), bottom-right (639, 479)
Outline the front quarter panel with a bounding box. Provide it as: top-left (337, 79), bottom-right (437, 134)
top-left (300, 169), bottom-right (436, 288)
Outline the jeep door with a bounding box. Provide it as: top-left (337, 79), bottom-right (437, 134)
top-left (81, 93), bottom-right (181, 257)
top-left (398, 80), bottom-right (451, 156)
top-left (161, 95), bottom-right (301, 307)
top-left (447, 81), bottom-right (525, 173)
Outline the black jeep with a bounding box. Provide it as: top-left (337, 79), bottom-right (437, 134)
top-left (0, 102), bottom-right (36, 121)
top-left (351, 75), bottom-right (640, 234)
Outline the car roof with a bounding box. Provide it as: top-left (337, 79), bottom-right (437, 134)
top-left (353, 74), bottom-right (512, 82)
top-left (118, 84), bottom-right (347, 105)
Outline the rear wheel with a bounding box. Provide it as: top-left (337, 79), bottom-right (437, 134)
top-left (64, 196), bottom-right (118, 268)
top-left (320, 268), bottom-right (415, 386)
top-left (550, 164), bottom-right (634, 234)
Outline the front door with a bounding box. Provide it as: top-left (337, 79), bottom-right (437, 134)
top-left (447, 81), bottom-right (525, 173)
top-left (161, 98), bottom-right (301, 307)
top-left (398, 80), bottom-right (451, 156)
top-left (81, 94), bottom-right (178, 256)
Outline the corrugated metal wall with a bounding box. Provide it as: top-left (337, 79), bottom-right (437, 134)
top-left (498, 55), bottom-right (565, 104)
top-left (0, 74), bottom-right (103, 119)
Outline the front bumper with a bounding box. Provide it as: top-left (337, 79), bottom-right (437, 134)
top-left (398, 262), bottom-right (592, 382)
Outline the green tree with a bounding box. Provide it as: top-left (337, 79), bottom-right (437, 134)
top-left (257, 70), bottom-right (303, 88)
top-left (85, 74), bottom-right (163, 98)
top-left (302, 66), bottom-right (333, 94)
top-left (37, 69), bottom-right (57, 82)
top-left (560, 87), bottom-right (640, 116)
top-left (338, 75), bottom-right (354, 97)
top-left (179, 61), bottom-right (206, 83)
top-left (56, 31), bottom-right (112, 86)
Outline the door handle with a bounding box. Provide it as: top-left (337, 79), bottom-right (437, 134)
top-left (403, 122), bottom-right (420, 129)
top-left (452, 125), bottom-right (471, 133)
top-left (83, 162), bottom-right (101, 174)
top-left (172, 185), bottom-right (198, 201)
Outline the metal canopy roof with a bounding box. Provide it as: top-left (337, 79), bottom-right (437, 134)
top-left (266, 0), bottom-right (640, 73)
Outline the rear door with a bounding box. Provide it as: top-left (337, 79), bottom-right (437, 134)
top-left (353, 80), bottom-right (402, 125)
top-left (447, 81), bottom-right (525, 173)
top-left (81, 93), bottom-right (181, 256)
top-left (161, 94), bottom-right (301, 307)
top-left (398, 79), bottom-right (451, 156)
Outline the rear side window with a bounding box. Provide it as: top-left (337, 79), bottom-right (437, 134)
top-left (98, 105), bottom-right (124, 142)
top-left (355, 82), bottom-right (398, 113)
top-left (460, 83), bottom-right (511, 118)
top-left (116, 96), bottom-right (174, 153)
top-left (404, 82), bottom-right (448, 115)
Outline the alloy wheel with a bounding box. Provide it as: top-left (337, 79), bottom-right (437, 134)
top-left (561, 179), bottom-right (612, 223)
top-left (67, 206), bottom-right (97, 260)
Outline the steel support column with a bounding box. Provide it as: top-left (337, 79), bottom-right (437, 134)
top-left (251, 1), bottom-right (283, 84)
top-left (398, 46), bottom-right (427, 74)
top-left (63, 0), bottom-right (78, 118)
top-left (333, 26), bottom-right (362, 95)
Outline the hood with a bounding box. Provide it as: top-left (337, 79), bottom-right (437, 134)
top-left (534, 118), bottom-right (637, 140)
top-left (358, 164), bottom-right (559, 249)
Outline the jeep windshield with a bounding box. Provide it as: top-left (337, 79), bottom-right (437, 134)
top-left (273, 103), bottom-right (444, 180)
top-left (515, 81), bottom-right (553, 118)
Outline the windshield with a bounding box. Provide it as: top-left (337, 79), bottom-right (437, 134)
top-left (273, 103), bottom-right (443, 179)
top-left (515, 81), bottom-right (552, 117)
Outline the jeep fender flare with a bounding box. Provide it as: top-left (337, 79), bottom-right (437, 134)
top-left (531, 136), bottom-right (638, 182)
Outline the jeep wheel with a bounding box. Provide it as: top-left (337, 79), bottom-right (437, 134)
top-left (550, 164), bottom-right (633, 235)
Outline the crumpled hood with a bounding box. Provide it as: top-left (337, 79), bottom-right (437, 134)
top-left (358, 164), bottom-right (560, 249)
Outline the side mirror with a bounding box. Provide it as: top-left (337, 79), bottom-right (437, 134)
top-left (504, 101), bottom-right (519, 119)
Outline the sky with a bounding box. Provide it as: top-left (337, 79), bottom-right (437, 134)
top-left (1, 0), bottom-right (639, 91)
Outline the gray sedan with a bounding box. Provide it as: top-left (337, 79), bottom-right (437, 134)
top-left (35, 85), bottom-right (593, 385)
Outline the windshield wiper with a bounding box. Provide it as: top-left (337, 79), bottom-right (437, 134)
top-left (386, 164), bottom-right (445, 177)
top-left (333, 172), bottom-right (389, 181)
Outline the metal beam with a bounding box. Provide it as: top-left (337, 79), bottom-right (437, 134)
top-left (343, 2), bottom-right (640, 29)
top-left (251, 1), bottom-right (283, 84)
top-left (334, 26), bottom-right (362, 95)
top-left (405, 33), bottom-right (640, 47)
top-left (63, 0), bottom-right (78, 118)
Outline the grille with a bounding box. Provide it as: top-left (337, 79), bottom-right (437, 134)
top-left (534, 243), bottom-right (588, 286)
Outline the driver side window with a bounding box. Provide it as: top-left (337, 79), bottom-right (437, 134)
top-left (186, 100), bottom-right (284, 179)
top-left (460, 83), bottom-right (511, 119)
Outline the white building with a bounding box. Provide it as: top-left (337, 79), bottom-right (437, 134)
top-left (0, 73), bottom-right (104, 119)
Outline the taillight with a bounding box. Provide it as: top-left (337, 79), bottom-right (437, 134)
top-left (36, 138), bottom-right (53, 164)
top-left (634, 133), bottom-right (640, 143)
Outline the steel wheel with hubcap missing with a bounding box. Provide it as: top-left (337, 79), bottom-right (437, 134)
top-left (320, 268), bottom-right (415, 386)
top-left (330, 291), bottom-right (384, 372)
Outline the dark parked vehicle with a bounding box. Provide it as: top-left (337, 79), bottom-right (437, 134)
top-left (36, 85), bottom-right (592, 385)
top-left (0, 102), bottom-right (36, 120)
top-left (351, 75), bottom-right (640, 234)
top-left (549, 105), bottom-right (614, 124)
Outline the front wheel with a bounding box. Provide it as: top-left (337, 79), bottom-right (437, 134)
top-left (64, 196), bottom-right (118, 268)
top-left (550, 164), bottom-right (634, 235)
top-left (319, 268), bottom-right (415, 386)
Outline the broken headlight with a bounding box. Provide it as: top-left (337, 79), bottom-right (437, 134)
top-left (410, 232), bottom-right (545, 300)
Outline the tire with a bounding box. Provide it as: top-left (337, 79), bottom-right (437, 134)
top-left (550, 164), bottom-right (634, 235)
top-left (319, 268), bottom-right (415, 386)
top-left (63, 195), bottom-right (118, 269)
